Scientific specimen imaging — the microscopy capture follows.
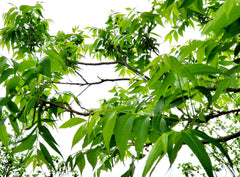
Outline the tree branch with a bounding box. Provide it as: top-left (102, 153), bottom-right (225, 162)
top-left (204, 130), bottom-right (240, 143)
top-left (51, 78), bottom-right (130, 86)
top-left (205, 108), bottom-right (240, 122)
top-left (42, 100), bottom-right (92, 116)
top-left (207, 87), bottom-right (240, 93)
top-left (78, 61), bottom-right (150, 80)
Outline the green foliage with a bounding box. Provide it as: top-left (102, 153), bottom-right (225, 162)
top-left (0, 0), bottom-right (240, 176)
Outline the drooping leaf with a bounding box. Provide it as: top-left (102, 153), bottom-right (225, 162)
top-left (143, 133), bottom-right (168, 177)
top-left (115, 114), bottom-right (134, 159)
top-left (133, 116), bottom-right (150, 155)
top-left (75, 152), bottom-right (85, 175)
top-left (181, 131), bottom-right (213, 177)
top-left (191, 129), bottom-right (233, 167)
top-left (72, 123), bottom-right (87, 148)
top-left (86, 146), bottom-right (100, 169)
top-left (167, 132), bottom-right (183, 166)
top-left (39, 142), bottom-right (55, 170)
top-left (60, 117), bottom-right (86, 128)
top-left (0, 123), bottom-right (9, 148)
top-left (39, 126), bottom-right (62, 157)
top-left (102, 112), bottom-right (116, 153)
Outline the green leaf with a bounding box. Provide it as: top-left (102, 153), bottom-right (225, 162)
top-left (45, 49), bottom-right (66, 73)
top-left (6, 76), bottom-right (20, 95)
top-left (72, 123), bottom-right (87, 148)
top-left (0, 97), bottom-right (10, 106)
top-left (195, 86), bottom-right (212, 107)
top-left (23, 97), bottom-right (38, 117)
top-left (0, 124), bottom-right (9, 148)
top-left (115, 114), bottom-right (134, 159)
top-left (7, 100), bottom-right (19, 113)
top-left (167, 132), bottom-right (183, 166)
top-left (143, 133), bottom-right (168, 177)
top-left (183, 64), bottom-right (221, 75)
top-left (181, 131), bottom-right (213, 177)
top-left (154, 99), bottom-right (164, 116)
top-left (203, 0), bottom-right (240, 34)
top-left (86, 147), bottom-right (100, 169)
top-left (18, 59), bottom-right (36, 72)
top-left (212, 78), bottom-right (231, 102)
top-left (133, 116), bottom-right (150, 155)
top-left (60, 117), bottom-right (86, 128)
top-left (38, 56), bottom-right (51, 77)
top-left (75, 152), bottom-right (85, 175)
top-left (0, 68), bottom-right (15, 84)
top-left (13, 134), bottom-right (37, 153)
top-left (102, 112), bottom-right (116, 153)
top-left (0, 56), bottom-right (8, 74)
top-left (40, 143), bottom-right (55, 170)
top-left (191, 129), bottom-right (233, 167)
top-left (234, 43), bottom-right (240, 57)
top-left (39, 126), bottom-right (62, 157)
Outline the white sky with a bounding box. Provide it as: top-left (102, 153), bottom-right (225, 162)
top-left (0, 0), bottom-right (202, 176)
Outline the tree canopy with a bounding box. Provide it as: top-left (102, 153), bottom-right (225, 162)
top-left (0, 0), bottom-right (240, 176)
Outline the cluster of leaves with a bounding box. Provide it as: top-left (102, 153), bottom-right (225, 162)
top-left (0, 0), bottom-right (240, 177)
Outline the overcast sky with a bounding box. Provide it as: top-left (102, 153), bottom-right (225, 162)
top-left (0, 1), bottom-right (200, 176)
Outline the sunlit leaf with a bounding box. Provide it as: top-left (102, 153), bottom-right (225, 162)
top-left (72, 123), bottom-right (87, 148)
top-left (13, 134), bottom-right (37, 153)
top-left (60, 117), bottom-right (86, 128)
top-left (0, 124), bottom-right (9, 148)
top-left (143, 133), bottom-right (168, 177)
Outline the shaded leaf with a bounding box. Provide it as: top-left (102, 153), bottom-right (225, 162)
top-left (86, 146), bottom-right (100, 169)
top-left (115, 114), bottom-right (134, 159)
top-left (38, 56), bottom-right (51, 77)
top-left (102, 112), bottom-right (116, 153)
top-left (39, 126), bottom-right (62, 157)
top-left (40, 143), bottom-right (55, 170)
top-left (192, 129), bottom-right (233, 167)
top-left (75, 152), bottom-right (85, 175)
top-left (182, 131), bottom-right (213, 177)
top-left (133, 116), bottom-right (150, 155)
top-left (195, 86), bottom-right (212, 107)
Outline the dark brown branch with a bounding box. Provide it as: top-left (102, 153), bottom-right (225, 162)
top-left (78, 61), bottom-right (150, 80)
top-left (78, 61), bottom-right (118, 65)
top-left (206, 130), bottom-right (240, 143)
top-left (42, 100), bottom-right (92, 116)
top-left (205, 108), bottom-right (240, 122)
top-left (207, 87), bottom-right (240, 93)
top-left (51, 78), bottom-right (130, 86)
